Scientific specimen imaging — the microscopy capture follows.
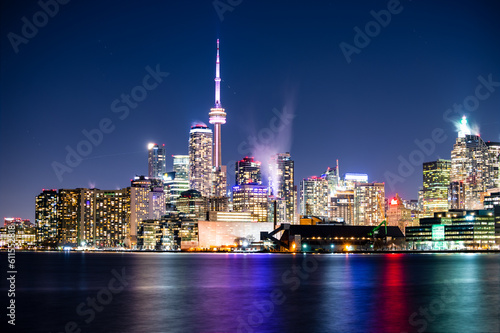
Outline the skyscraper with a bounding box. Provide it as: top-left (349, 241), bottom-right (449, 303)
top-left (269, 152), bottom-right (296, 224)
top-left (354, 182), bottom-right (385, 226)
top-left (236, 156), bottom-right (262, 185)
top-left (35, 189), bottom-right (58, 245)
top-left (450, 116), bottom-right (500, 209)
top-left (323, 161), bottom-right (340, 196)
top-left (173, 155), bottom-right (189, 180)
top-left (164, 155), bottom-right (190, 206)
top-left (208, 39), bottom-right (228, 198)
top-left (130, 176), bottom-right (151, 244)
top-left (423, 159), bottom-right (450, 214)
top-left (300, 176), bottom-right (329, 219)
top-left (148, 143), bottom-right (166, 180)
top-left (189, 124), bottom-right (213, 197)
top-left (94, 188), bottom-right (131, 248)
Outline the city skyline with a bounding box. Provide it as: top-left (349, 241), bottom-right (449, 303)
top-left (1, 1), bottom-right (500, 223)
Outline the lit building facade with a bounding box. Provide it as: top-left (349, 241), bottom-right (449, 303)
top-left (387, 194), bottom-right (412, 233)
top-left (57, 189), bottom-right (82, 245)
top-left (300, 176), bottom-right (329, 219)
top-left (323, 162), bottom-right (340, 196)
top-left (130, 176), bottom-right (152, 243)
top-left (232, 184), bottom-right (268, 222)
top-left (343, 173), bottom-right (368, 190)
top-left (423, 159), bottom-right (450, 214)
top-left (450, 116), bottom-right (500, 209)
top-left (269, 152), bottom-right (296, 223)
top-left (35, 189), bottom-right (59, 245)
top-left (354, 182), bottom-right (385, 226)
top-left (94, 188), bottom-right (131, 248)
top-left (406, 209), bottom-right (496, 250)
top-left (329, 190), bottom-right (355, 224)
top-left (236, 156), bottom-right (262, 185)
top-left (148, 143), bottom-right (166, 180)
top-left (176, 189), bottom-right (208, 220)
top-left (189, 124), bottom-right (213, 197)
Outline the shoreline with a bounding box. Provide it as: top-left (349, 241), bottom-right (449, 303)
top-left (2, 249), bottom-right (499, 254)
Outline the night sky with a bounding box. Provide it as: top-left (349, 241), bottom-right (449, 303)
top-left (1, 0), bottom-right (499, 224)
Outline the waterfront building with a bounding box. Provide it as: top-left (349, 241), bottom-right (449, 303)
top-left (0, 221), bottom-right (36, 248)
top-left (148, 143), bottom-right (167, 180)
top-left (35, 189), bottom-right (58, 245)
top-left (232, 184), bottom-right (268, 222)
top-left (423, 159), bottom-right (450, 214)
top-left (270, 224), bottom-right (405, 252)
top-left (406, 209), bottom-right (496, 250)
top-left (269, 152), bottom-right (296, 224)
top-left (235, 156), bottom-right (262, 185)
top-left (137, 219), bottom-right (160, 250)
top-left (189, 124), bottom-right (213, 197)
top-left (137, 213), bottom-right (198, 250)
top-left (198, 220), bottom-right (274, 249)
top-left (130, 176), bottom-right (152, 244)
top-left (354, 182), bottom-right (385, 226)
top-left (57, 189), bottom-right (83, 245)
top-left (484, 189), bottom-right (500, 209)
top-left (94, 188), bottom-right (131, 248)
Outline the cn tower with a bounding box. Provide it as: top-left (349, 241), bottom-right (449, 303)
top-left (208, 39), bottom-right (226, 168)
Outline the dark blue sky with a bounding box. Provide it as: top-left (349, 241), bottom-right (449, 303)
top-left (1, 0), bottom-right (499, 223)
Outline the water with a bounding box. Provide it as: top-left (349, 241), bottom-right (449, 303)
top-left (1, 252), bottom-right (499, 333)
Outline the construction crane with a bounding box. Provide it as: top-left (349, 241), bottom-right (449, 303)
top-left (368, 220), bottom-right (387, 237)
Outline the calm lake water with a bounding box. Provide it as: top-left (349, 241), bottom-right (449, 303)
top-left (1, 252), bottom-right (499, 333)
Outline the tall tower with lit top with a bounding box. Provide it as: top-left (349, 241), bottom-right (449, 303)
top-left (209, 39), bottom-right (226, 169)
top-left (209, 39), bottom-right (227, 199)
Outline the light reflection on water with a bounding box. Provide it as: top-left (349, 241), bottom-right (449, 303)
top-left (2, 252), bottom-right (499, 333)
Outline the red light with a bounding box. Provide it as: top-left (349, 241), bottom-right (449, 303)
top-left (391, 198), bottom-right (398, 205)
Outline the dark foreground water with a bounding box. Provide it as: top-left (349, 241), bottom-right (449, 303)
top-left (1, 252), bottom-right (499, 333)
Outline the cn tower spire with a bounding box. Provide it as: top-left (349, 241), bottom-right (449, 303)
top-left (209, 39), bottom-right (226, 169)
top-left (215, 39), bottom-right (221, 107)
